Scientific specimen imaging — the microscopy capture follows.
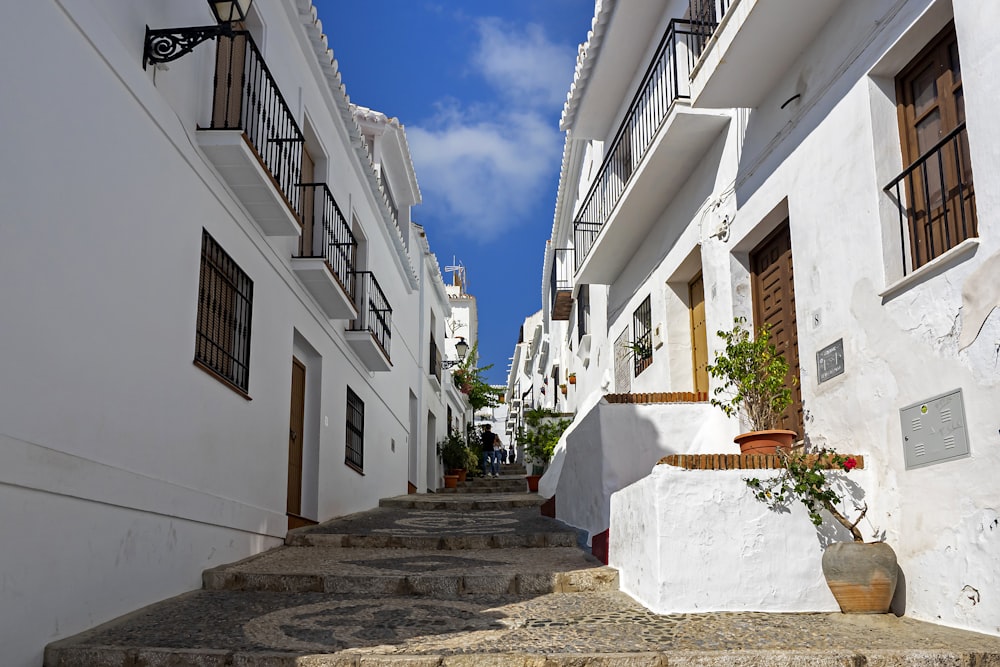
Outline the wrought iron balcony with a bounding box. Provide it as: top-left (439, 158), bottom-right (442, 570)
top-left (883, 123), bottom-right (977, 275)
top-left (378, 166), bottom-right (400, 231)
top-left (573, 19), bottom-right (727, 281)
top-left (198, 30), bottom-right (304, 236)
top-left (291, 183), bottom-right (358, 319)
top-left (346, 271), bottom-right (392, 370)
top-left (687, 0), bottom-right (732, 60)
top-left (549, 248), bottom-right (575, 321)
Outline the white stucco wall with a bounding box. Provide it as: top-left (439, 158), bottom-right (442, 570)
top-left (610, 464), bottom-right (879, 613)
top-left (540, 397), bottom-right (734, 542)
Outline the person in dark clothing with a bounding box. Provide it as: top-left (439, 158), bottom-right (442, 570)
top-left (480, 424), bottom-right (495, 477)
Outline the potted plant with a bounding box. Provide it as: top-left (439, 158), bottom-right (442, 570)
top-left (521, 408), bottom-right (572, 492)
top-left (568, 373), bottom-right (577, 385)
top-left (746, 448), bottom-right (897, 613)
top-left (705, 317), bottom-right (797, 453)
top-left (437, 432), bottom-right (469, 482)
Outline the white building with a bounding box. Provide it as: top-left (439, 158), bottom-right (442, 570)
top-left (531, 0), bottom-right (1000, 635)
top-left (0, 2), bottom-right (459, 665)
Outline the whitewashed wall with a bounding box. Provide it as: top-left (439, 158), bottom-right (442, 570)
top-left (540, 397), bottom-right (733, 542)
top-left (0, 1), bottom-right (429, 665)
top-left (610, 465), bottom-right (879, 613)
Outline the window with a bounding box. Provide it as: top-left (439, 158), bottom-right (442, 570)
top-left (890, 22), bottom-right (976, 271)
top-left (632, 295), bottom-right (653, 376)
top-left (576, 284), bottom-right (590, 343)
top-left (345, 387), bottom-right (365, 472)
top-left (195, 229), bottom-right (253, 393)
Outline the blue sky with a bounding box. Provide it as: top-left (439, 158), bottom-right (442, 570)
top-left (312, 1), bottom-right (595, 383)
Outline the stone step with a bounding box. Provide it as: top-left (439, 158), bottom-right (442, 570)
top-left (286, 504), bottom-right (579, 549)
top-left (45, 590), bottom-right (1000, 666)
top-left (379, 493), bottom-right (543, 511)
top-left (202, 545), bottom-right (617, 597)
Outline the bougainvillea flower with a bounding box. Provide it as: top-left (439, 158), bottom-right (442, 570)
top-left (843, 457), bottom-right (858, 471)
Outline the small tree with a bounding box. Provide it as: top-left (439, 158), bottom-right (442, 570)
top-left (705, 318), bottom-right (794, 432)
top-left (521, 408), bottom-right (572, 473)
top-left (451, 343), bottom-right (502, 414)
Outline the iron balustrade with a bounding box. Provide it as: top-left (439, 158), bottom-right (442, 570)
top-left (572, 20), bottom-right (705, 271)
top-left (883, 122), bottom-right (976, 274)
top-left (632, 296), bottom-right (653, 377)
top-left (209, 31), bottom-right (304, 217)
top-left (295, 183), bottom-right (357, 300)
top-left (687, 0), bottom-right (731, 59)
top-left (349, 271), bottom-right (392, 358)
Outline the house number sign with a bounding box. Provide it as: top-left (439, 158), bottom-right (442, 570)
top-left (816, 338), bottom-right (845, 383)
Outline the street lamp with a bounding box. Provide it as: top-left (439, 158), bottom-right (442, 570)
top-left (442, 337), bottom-right (469, 369)
top-left (143, 0), bottom-right (254, 70)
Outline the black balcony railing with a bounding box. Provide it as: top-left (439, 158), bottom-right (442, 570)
top-left (550, 248), bottom-right (575, 320)
top-left (349, 271), bottom-right (392, 358)
top-left (687, 0), bottom-right (732, 59)
top-left (884, 123), bottom-right (977, 274)
top-left (295, 183), bottom-right (357, 299)
top-left (209, 31), bottom-right (304, 216)
top-left (572, 19), bottom-right (705, 271)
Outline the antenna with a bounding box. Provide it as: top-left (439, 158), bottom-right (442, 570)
top-left (444, 257), bottom-right (467, 293)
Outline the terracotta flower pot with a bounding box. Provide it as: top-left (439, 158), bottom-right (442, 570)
top-left (525, 474), bottom-right (541, 493)
top-left (443, 474), bottom-right (459, 489)
top-left (822, 541), bottom-right (898, 613)
top-left (733, 429), bottom-right (797, 454)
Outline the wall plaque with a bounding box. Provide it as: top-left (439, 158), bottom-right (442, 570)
top-left (816, 339), bottom-right (845, 383)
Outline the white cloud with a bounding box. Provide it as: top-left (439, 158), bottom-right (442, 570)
top-left (472, 18), bottom-right (575, 109)
top-left (408, 20), bottom-right (573, 241)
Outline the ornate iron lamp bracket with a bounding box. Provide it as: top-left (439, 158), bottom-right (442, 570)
top-left (143, 24), bottom-right (231, 70)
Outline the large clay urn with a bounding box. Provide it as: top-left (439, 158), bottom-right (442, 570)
top-left (733, 429), bottom-right (797, 454)
top-left (821, 542), bottom-right (898, 613)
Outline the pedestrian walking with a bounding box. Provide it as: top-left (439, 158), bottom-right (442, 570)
top-left (479, 424), bottom-right (495, 477)
top-left (491, 433), bottom-right (503, 477)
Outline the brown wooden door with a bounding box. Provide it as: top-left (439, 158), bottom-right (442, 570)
top-left (287, 357), bottom-right (306, 518)
top-left (896, 23), bottom-right (975, 269)
top-left (750, 223), bottom-right (803, 434)
top-left (689, 274), bottom-right (709, 395)
top-left (211, 29), bottom-right (247, 129)
top-left (299, 148), bottom-right (315, 256)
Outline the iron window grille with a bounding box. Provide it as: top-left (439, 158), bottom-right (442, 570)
top-left (195, 229), bottom-right (253, 393)
top-left (632, 296), bottom-right (653, 377)
top-left (345, 387), bottom-right (365, 472)
top-left (576, 284), bottom-right (591, 344)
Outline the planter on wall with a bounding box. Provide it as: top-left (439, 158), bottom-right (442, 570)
top-left (733, 429), bottom-right (797, 454)
top-left (822, 541), bottom-right (898, 613)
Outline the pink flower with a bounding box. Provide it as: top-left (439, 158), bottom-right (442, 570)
top-left (843, 457), bottom-right (858, 471)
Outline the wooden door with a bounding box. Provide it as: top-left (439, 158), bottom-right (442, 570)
top-left (287, 357), bottom-right (306, 518)
top-left (211, 29), bottom-right (247, 129)
top-left (299, 148), bottom-right (315, 256)
top-left (896, 22), bottom-right (975, 269)
top-left (750, 223), bottom-right (803, 434)
top-left (689, 274), bottom-right (709, 395)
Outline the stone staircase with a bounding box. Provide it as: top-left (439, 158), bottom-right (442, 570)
top-left (44, 472), bottom-right (1000, 666)
top-left (439, 461), bottom-right (528, 494)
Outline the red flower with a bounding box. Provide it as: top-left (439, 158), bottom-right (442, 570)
top-left (843, 457), bottom-right (858, 471)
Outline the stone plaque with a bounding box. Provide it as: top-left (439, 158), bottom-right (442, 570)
top-left (816, 339), bottom-right (845, 383)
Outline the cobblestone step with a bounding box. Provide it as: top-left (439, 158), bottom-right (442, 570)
top-left (379, 492), bottom-right (543, 510)
top-left (202, 546), bottom-right (617, 597)
top-left (285, 504), bottom-right (579, 549)
top-left (45, 590), bottom-right (1000, 666)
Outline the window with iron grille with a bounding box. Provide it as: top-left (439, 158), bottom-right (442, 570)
top-left (576, 284), bottom-right (590, 343)
top-left (345, 387), bottom-right (365, 472)
top-left (889, 22), bottom-right (976, 272)
top-left (195, 229), bottom-right (253, 393)
top-left (632, 295), bottom-right (653, 376)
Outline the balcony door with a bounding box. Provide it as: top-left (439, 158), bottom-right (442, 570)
top-left (896, 22), bottom-right (976, 269)
top-left (299, 147), bottom-right (315, 256)
top-left (750, 223), bottom-right (802, 434)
